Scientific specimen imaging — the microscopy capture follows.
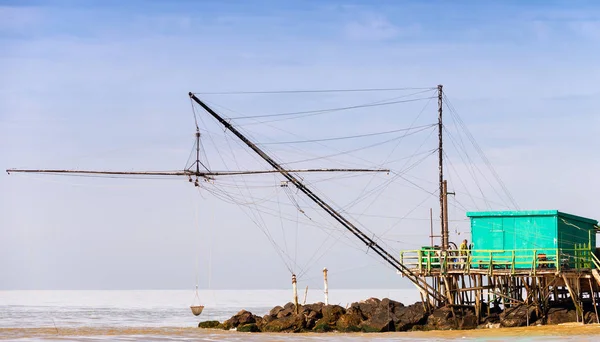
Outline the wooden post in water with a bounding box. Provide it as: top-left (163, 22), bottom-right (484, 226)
top-left (323, 268), bottom-right (329, 305)
top-left (292, 274), bottom-right (299, 313)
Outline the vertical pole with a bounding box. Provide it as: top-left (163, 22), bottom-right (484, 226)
top-left (437, 84), bottom-right (445, 251)
top-left (442, 180), bottom-right (449, 250)
top-left (430, 208), bottom-right (434, 247)
top-left (589, 278), bottom-right (599, 324)
top-left (303, 285), bottom-right (309, 305)
top-left (195, 131), bottom-right (201, 174)
top-left (323, 268), bottom-right (329, 305)
top-left (292, 274), bottom-right (299, 313)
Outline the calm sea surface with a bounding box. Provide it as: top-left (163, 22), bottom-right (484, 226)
top-left (1, 290), bottom-right (598, 341)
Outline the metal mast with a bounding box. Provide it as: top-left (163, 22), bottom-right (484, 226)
top-left (189, 92), bottom-right (444, 302)
top-left (437, 84), bottom-right (448, 251)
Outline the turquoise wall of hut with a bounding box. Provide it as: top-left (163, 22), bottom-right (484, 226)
top-left (466, 210), bottom-right (598, 269)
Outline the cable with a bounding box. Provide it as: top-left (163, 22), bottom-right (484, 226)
top-left (228, 95), bottom-right (435, 120)
top-left (192, 87), bottom-right (435, 95)
top-left (443, 93), bottom-right (519, 209)
top-left (257, 124), bottom-right (436, 145)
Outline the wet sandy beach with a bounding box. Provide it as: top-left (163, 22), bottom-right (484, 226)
top-left (3, 324), bottom-right (600, 341)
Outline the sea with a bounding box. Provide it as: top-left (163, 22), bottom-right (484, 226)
top-left (1, 290), bottom-right (598, 341)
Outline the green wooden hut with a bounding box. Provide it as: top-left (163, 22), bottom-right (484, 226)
top-left (466, 210), bottom-right (598, 270)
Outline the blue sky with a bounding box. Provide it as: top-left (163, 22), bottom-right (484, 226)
top-left (1, 1), bottom-right (599, 291)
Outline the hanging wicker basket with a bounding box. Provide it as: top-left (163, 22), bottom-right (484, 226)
top-left (190, 305), bottom-right (204, 316)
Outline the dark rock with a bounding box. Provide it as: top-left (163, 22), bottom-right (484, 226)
top-left (237, 323), bottom-right (260, 332)
top-left (585, 311), bottom-right (598, 324)
top-left (269, 306), bottom-right (284, 317)
top-left (500, 305), bottom-right (537, 327)
top-left (346, 304), bottom-right (364, 319)
top-left (277, 303), bottom-right (297, 318)
top-left (356, 298), bottom-right (380, 320)
top-left (410, 324), bottom-right (426, 331)
top-left (313, 304), bottom-right (346, 331)
top-left (254, 315), bottom-right (263, 328)
top-left (380, 298), bottom-right (405, 316)
top-left (394, 302), bottom-right (429, 331)
top-left (458, 312), bottom-right (478, 330)
top-left (359, 298), bottom-right (405, 332)
top-left (222, 310), bottom-right (257, 330)
top-left (426, 307), bottom-right (457, 330)
top-left (299, 302), bottom-right (324, 330)
top-left (322, 304), bottom-right (346, 321)
top-left (198, 320), bottom-right (223, 329)
top-left (262, 314), bottom-right (306, 333)
top-left (257, 315), bottom-right (271, 331)
top-left (360, 310), bottom-right (394, 332)
top-left (313, 322), bottom-right (332, 332)
top-left (304, 310), bottom-right (320, 330)
top-left (300, 302), bottom-right (324, 316)
top-left (546, 307), bottom-right (577, 325)
top-left (336, 313), bottom-right (362, 332)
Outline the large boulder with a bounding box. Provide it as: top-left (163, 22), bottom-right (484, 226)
top-left (313, 304), bottom-right (345, 331)
top-left (300, 303), bottom-right (324, 330)
top-left (360, 310), bottom-right (395, 332)
top-left (222, 310), bottom-right (258, 330)
top-left (585, 311), bottom-right (598, 324)
top-left (346, 304), bottom-right (364, 319)
top-left (380, 298), bottom-right (405, 314)
top-left (259, 314), bottom-right (274, 331)
top-left (277, 302), bottom-right (297, 318)
top-left (546, 307), bottom-right (577, 325)
top-left (500, 305), bottom-right (537, 327)
top-left (458, 311), bottom-right (478, 330)
top-left (356, 298), bottom-right (380, 320)
top-left (359, 298), bottom-right (404, 332)
top-left (269, 306), bottom-right (284, 317)
top-left (198, 320), bottom-right (223, 329)
top-left (425, 307), bottom-right (457, 330)
top-left (262, 314), bottom-right (306, 333)
top-left (300, 303), bottom-right (324, 315)
top-left (336, 312), bottom-right (362, 332)
top-left (237, 323), bottom-right (260, 332)
top-left (394, 302), bottom-right (428, 331)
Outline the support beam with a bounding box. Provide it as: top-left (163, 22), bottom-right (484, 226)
top-left (562, 274), bottom-right (583, 318)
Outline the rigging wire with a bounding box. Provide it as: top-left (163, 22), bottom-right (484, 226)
top-left (442, 150), bottom-right (483, 211)
top-left (199, 98), bottom-right (400, 170)
top-left (443, 93), bottom-right (519, 209)
top-left (443, 126), bottom-right (493, 209)
top-left (191, 87), bottom-right (436, 95)
top-left (257, 124), bottom-right (436, 145)
top-left (227, 90), bottom-right (436, 126)
top-left (227, 93), bottom-right (435, 120)
top-left (280, 125), bottom-right (436, 166)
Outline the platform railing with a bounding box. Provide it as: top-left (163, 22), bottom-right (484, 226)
top-left (400, 245), bottom-right (595, 274)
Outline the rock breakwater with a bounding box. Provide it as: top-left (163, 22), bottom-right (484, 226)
top-left (198, 297), bottom-right (596, 333)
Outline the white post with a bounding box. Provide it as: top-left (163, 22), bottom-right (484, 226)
top-left (292, 274), bottom-right (298, 313)
top-left (303, 285), bottom-right (308, 305)
top-left (323, 267), bottom-right (329, 305)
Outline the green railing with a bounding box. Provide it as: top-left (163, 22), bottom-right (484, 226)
top-left (400, 244), bottom-right (595, 274)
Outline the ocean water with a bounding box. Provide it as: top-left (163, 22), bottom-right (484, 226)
top-left (0, 289), bottom-right (419, 328)
top-left (1, 290), bottom-right (598, 341)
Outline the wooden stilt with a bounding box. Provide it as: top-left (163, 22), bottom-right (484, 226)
top-left (562, 274), bottom-right (582, 318)
top-left (589, 278), bottom-right (599, 324)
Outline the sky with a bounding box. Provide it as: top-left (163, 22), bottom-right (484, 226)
top-left (1, 0), bottom-right (599, 291)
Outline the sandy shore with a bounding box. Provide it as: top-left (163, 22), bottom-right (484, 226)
top-left (2, 324), bottom-right (600, 340)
